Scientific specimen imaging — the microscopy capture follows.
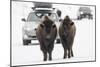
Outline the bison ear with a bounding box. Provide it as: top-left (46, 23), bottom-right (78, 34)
top-left (52, 24), bottom-right (56, 28)
top-left (70, 22), bottom-right (74, 26)
top-left (40, 24), bottom-right (44, 28)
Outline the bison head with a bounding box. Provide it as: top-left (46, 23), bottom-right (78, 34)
top-left (62, 16), bottom-right (74, 36)
top-left (40, 16), bottom-right (56, 34)
top-left (63, 16), bottom-right (74, 27)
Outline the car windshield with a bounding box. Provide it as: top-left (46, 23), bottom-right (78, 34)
top-left (27, 12), bottom-right (41, 22)
top-left (27, 12), bottom-right (58, 22)
top-left (79, 7), bottom-right (91, 13)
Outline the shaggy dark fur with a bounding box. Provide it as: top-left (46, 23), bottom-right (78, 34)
top-left (59, 16), bottom-right (76, 59)
top-left (36, 16), bottom-right (57, 61)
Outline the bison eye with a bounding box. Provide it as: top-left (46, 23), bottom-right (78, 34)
top-left (70, 22), bottom-right (74, 25)
top-left (40, 24), bottom-right (44, 28)
top-left (52, 24), bottom-right (56, 28)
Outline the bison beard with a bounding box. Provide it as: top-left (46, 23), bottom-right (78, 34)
top-left (36, 16), bottom-right (57, 61)
top-left (59, 16), bottom-right (76, 59)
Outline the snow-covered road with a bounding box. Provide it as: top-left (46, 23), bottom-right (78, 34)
top-left (12, 19), bottom-right (95, 66)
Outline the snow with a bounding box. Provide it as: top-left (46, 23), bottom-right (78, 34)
top-left (12, 19), bottom-right (95, 66)
top-left (11, 1), bottom-right (95, 66)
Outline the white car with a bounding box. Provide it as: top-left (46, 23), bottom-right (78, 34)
top-left (77, 7), bottom-right (93, 20)
top-left (22, 8), bottom-right (61, 45)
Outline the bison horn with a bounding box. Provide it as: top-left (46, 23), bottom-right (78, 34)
top-left (70, 22), bottom-right (74, 26)
top-left (40, 24), bottom-right (44, 28)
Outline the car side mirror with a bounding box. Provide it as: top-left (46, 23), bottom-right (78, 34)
top-left (21, 18), bottom-right (26, 22)
top-left (31, 7), bottom-right (35, 10)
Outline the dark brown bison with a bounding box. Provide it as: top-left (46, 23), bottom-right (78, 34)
top-left (59, 16), bottom-right (76, 59)
top-left (36, 16), bottom-right (57, 61)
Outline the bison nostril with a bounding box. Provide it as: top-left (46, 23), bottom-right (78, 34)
top-left (46, 35), bottom-right (51, 40)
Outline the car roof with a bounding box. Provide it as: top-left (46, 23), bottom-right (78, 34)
top-left (35, 10), bottom-right (52, 13)
top-left (32, 8), bottom-right (56, 13)
top-left (34, 2), bottom-right (52, 8)
top-left (79, 7), bottom-right (91, 13)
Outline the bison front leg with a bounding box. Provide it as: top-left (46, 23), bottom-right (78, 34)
top-left (64, 49), bottom-right (67, 59)
top-left (68, 48), bottom-right (71, 58)
top-left (61, 39), bottom-right (67, 59)
top-left (48, 42), bottom-right (54, 61)
top-left (48, 48), bottom-right (53, 61)
top-left (42, 51), bottom-right (47, 61)
top-left (48, 51), bottom-right (52, 61)
top-left (71, 48), bottom-right (74, 57)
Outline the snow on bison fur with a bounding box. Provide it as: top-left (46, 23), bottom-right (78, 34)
top-left (36, 16), bottom-right (57, 61)
top-left (59, 16), bottom-right (76, 59)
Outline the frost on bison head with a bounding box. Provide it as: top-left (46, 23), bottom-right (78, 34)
top-left (41, 16), bottom-right (56, 34)
top-left (63, 16), bottom-right (74, 25)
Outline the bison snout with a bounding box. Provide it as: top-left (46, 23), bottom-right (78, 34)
top-left (46, 35), bottom-right (51, 40)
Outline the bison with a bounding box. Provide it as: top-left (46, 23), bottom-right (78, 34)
top-left (36, 16), bottom-right (57, 61)
top-left (59, 16), bottom-right (76, 59)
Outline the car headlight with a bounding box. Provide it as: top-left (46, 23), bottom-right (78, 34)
top-left (80, 12), bottom-right (83, 14)
top-left (23, 34), bottom-right (28, 38)
top-left (24, 27), bottom-right (31, 31)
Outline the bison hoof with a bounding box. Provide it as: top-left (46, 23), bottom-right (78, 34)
top-left (63, 56), bottom-right (67, 59)
top-left (68, 56), bottom-right (71, 58)
top-left (44, 59), bottom-right (47, 61)
top-left (71, 55), bottom-right (74, 57)
top-left (49, 58), bottom-right (52, 61)
top-left (44, 58), bottom-right (47, 61)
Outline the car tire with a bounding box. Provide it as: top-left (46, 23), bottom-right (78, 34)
top-left (23, 40), bottom-right (31, 45)
top-left (56, 39), bottom-right (61, 43)
top-left (88, 14), bottom-right (93, 20)
top-left (89, 16), bottom-right (93, 20)
top-left (77, 16), bottom-right (81, 20)
top-left (77, 16), bottom-right (80, 20)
